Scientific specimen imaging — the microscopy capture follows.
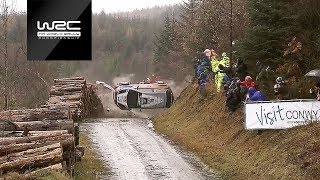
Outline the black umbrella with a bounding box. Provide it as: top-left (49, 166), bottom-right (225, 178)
top-left (305, 69), bottom-right (320, 77)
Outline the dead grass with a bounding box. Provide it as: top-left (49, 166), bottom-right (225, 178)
top-left (1, 170), bottom-right (70, 180)
top-left (74, 132), bottom-right (107, 180)
top-left (154, 83), bottom-right (320, 179)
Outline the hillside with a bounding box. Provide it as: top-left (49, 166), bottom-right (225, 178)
top-left (153, 83), bottom-right (320, 179)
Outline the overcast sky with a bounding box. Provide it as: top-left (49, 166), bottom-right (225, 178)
top-left (14, 0), bottom-right (182, 13)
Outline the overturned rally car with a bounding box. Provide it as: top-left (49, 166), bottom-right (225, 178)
top-left (113, 81), bottom-right (174, 110)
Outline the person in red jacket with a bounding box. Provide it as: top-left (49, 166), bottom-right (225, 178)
top-left (240, 76), bottom-right (255, 88)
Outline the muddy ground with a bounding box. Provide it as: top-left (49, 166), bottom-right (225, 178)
top-left (81, 118), bottom-right (220, 180)
top-left (79, 81), bottom-right (220, 179)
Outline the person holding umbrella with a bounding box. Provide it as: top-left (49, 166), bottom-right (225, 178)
top-left (309, 82), bottom-right (320, 101)
top-left (305, 69), bottom-right (320, 101)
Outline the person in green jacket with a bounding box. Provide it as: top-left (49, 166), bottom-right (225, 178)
top-left (213, 59), bottom-right (226, 93)
top-left (215, 69), bottom-right (225, 92)
top-left (211, 51), bottom-right (219, 79)
top-left (221, 52), bottom-right (230, 68)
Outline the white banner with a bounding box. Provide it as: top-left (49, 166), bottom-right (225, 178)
top-left (245, 100), bottom-right (320, 130)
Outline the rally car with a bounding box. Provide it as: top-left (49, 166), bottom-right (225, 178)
top-left (113, 81), bottom-right (174, 110)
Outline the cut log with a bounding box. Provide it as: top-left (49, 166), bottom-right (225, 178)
top-left (0, 131), bottom-right (69, 145)
top-left (50, 94), bottom-right (82, 101)
top-left (0, 131), bottom-right (72, 138)
top-left (50, 86), bottom-right (83, 92)
top-left (0, 108), bottom-right (70, 122)
top-left (0, 77), bottom-right (102, 176)
top-left (0, 120), bottom-right (73, 132)
top-left (49, 91), bottom-right (64, 96)
top-left (0, 142), bottom-right (38, 156)
top-left (54, 79), bottom-right (86, 84)
top-left (0, 130), bottom-right (69, 138)
top-left (0, 147), bottom-right (63, 174)
top-left (0, 135), bottom-right (74, 156)
top-left (0, 143), bottom-right (61, 164)
top-left (55, 77), bottom-right (84, 81)
top-left (14, 120), bottom-right (73, 132)
top-left (29, 130), bottom-right (69, 136)
top-left (24, 163), bottom-right (63, 178)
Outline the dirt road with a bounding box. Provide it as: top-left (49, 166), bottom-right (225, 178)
top-left (82, 118), bottom-right (219, 180)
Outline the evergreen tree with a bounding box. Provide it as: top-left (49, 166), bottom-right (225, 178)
top-left (154, 14), bottom-right (175, 63)
top-left (235, 0), bottom-right (293, 71)
top-left (293, 0), bottom-right (320, 71)
top-left (179, 0), bottom-right (201, 57)
top-left (196, 0), bottom-right (219, 50)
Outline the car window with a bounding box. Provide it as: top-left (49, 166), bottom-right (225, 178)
top-left (119, 90), bottom-right (128, 94)
top-left (141, 98), bottom-right (148, 104)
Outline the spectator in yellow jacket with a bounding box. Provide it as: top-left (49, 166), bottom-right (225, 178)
top-left (221, 52), bottom-right (230, 68)
top-left (211, 51), bottom-right (219, 78)
top-left (214, 62), bottom-right (226, 93)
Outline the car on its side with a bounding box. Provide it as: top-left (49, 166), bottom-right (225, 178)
top-left (113, 81), bottom-right (174, 110)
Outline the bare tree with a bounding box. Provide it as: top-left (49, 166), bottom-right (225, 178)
top-left (0, 0), bottom-right (16, 110)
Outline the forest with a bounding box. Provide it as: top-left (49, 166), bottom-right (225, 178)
top-left (0, 5), bottom-right (178, 109)
top-left (154, 0), bottom-right (320, 98)
top-left (0, 0), bottom-right (320, 108)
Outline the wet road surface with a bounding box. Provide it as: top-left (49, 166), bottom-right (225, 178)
top-left (82, 118), bottom-right (220, 180)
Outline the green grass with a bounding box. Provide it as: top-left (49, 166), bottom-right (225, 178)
top-left (74, 132), bottom-right (107, 180)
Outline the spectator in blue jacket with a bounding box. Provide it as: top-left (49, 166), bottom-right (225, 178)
top-left (247, 87), bottom-right (266, 102)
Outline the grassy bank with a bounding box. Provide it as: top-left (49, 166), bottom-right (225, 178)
top-left (154, 83), bottom-right (320, 179)
top-left (74, 132), bottom-right (107, 180)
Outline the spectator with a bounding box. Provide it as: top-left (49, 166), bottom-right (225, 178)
top-left (276, 77), bottom-right (286, 85)
top-left (197, 63), bottom-right (204, 74)
top-left (201, 49), bottom-right (212, 73)
top-left (211, 50), bottom-right (219, 79)
top-left (315, 83), bottom-right (320, 101)
top-left (221, 52), bottom-right (230, 68)
top-left (240, 76), bottom-right (255, 88)
top-left (222, 74), bottom-right (231, 96)
top-left (192, 56), bottom-right (199, 77)
top-left (222, 73), bottom-right (231, 87)
top-left (226, 79), bottom-right (242, 112)
top-left (198, 68), bottom-right (209, 93)
top-left (193, 53), bottom-right (204, 79)
top-left (274, 84), bottom-right (283, 100)
top-left (247, 87), bottom-right (266, 102)
top-left (235, 59), bottom-right (248, 81)
top-left (215, 64), bottom-right (226, 92)
top-left (274, 76), bottom-right (289, 100)
top-left (197, 63), bottom-right (204, 83)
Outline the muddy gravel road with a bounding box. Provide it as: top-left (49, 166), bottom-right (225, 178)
top-left (82, 118), bottom-right (220, 180)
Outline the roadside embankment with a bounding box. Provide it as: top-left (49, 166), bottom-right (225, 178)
top-left (74, 132), bottom-right (107, 180)
top-left (154, 83), bottom-right (320, 179)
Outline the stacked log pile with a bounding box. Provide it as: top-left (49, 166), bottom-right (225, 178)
top-left (0, 110), bottom-right (75, 176)
top-left (0, 77), bottom-right (102, 177)
top-left (45, 77), bottom-right (103, 120)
